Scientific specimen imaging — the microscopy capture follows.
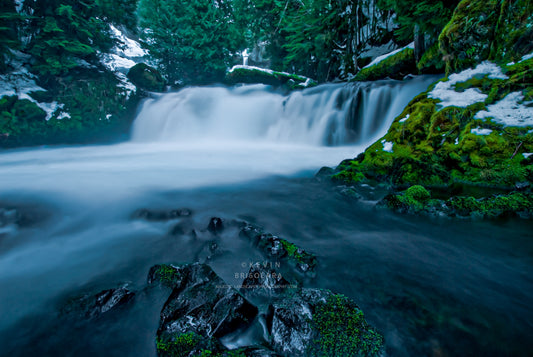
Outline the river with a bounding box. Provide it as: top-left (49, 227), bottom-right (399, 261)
top-left (0, 77), bottom-right (531, 356)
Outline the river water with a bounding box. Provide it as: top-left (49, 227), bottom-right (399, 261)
top-left (0, 78), bottom-right (532, 356)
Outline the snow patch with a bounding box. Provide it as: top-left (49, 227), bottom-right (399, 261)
top-left (474, 92), bottom-right (533, 127)
top-left (100, 53), bottom-right (136, 72)
top-left (381, 139), bottom-right (393, 153)
top-left (0, 66), bottom-right (65, 120)
top-left (14, 0), bottom-right (24, 13)
top-left (109, 25), bottom-right (147, 58)
top-left (455, 137), bottom-right (459, 145)
top-left (523, 153), bottom-right (533, 159)
top-left (363, 42), bottom-right (414, 69)
top-left (428, 61), bottom-right (508, 109)
top-left (470, 127), bottom-right (492, 135)
top-left (399, 114), bottom-right (410, 123)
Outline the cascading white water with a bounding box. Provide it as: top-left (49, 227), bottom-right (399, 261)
top-left (132, 76), bottom-right (437, 146)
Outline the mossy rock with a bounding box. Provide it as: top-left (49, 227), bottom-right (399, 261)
top-left (439, 0), bottom-right (533, 73)
top-left (225, 66), bottom-right (316, 90)
top-left (417, 42), bottom-right (446, 74)
top-left (353, 47), bottom-right (416, 81)
top-left (127, 63), bottom-right (166, 92)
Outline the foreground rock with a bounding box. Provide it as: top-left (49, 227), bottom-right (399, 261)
top-left (151, 263), bottom-right (258, 356)
top-left (267, 289), bottom-right (383, 356)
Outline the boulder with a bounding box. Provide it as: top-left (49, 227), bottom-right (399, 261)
top-left (207, 217), bottom-right (224, 234)
top-left (240, 263), bottom-right (293, 299)
top-left (154, 263), bottom-right (258, 355)
top-left (127, 63), bottom-right (166, 92)
top-left (267, 289), bottom-right (383, 356)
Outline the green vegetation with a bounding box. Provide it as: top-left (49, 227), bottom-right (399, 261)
top-left (137, 0), bottom-right (242, 85)
top-left (310, 294), bottom-right (383, 356)
top-left (353, 47), bottom-right (415, 81)
top-left (156, 331), bottom-right (247, 357)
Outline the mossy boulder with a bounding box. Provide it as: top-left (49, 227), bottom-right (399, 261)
top-left (353, 47), bottom-right (416, 81)
top-left (127, 63), bottom-right (166, 92)
top-left (439, 0), bottom-right (533, 73)
top-left (268, 289), bottom-right (383, 356)
top-left (225, 65), bottom-right (316, 90)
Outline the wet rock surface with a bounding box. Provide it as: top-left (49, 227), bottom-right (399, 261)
top-left (61, 286), bottom-right (135, 320)
top-left (155, 263), bottom-right (258, 341)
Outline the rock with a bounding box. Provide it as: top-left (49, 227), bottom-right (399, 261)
top-left (61, 286), bottom-right (134, 319)
top-left (225, 65), bottom-right (316, 90)
top-left (240, 224), bottom-right (317, 275)
top-left (127, 63), bottom-right (166, 92)
top-left (131, 208), bottom-right (192, 221)
top-left (267, 289), bottom-right (383, 357)
top-left (207, 217), bottom-right (224, 234)
top-left (240, 263), bottom-right (293, 299)
top-left (353, 47), bottom-right (416, 81)
top-left (155, 263), bottom-right (258, 351)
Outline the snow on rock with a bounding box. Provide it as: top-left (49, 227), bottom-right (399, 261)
top-left (470, 127), bottom-right (493, 135)
top-left (520, 52), bottom-right (533, 63)
top-left (14, 0), bottom-right (24, 13)
top-left (109, 25), bottom-right (147, 58)
top-left (100, 53), bottom-right (136, 72)
top-left (428, 61), bottom-right (508, 109)
top-left (363, 42), bottom-right (414, 69)
top-left (399, 114), bottom-right (410, 123)
top-left (474, 92), bottom-right (533, 127)
top-left (229, 65), bottom-right (276, 76)
top-left (523, 153), bottom-right (533, 159)
top-left (381, 139), bottom-right (393, 153)
top-left (0, 66), bottom-right (63, 120)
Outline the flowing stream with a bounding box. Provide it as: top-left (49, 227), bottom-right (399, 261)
top-left (0, 77), bottom-right (532, 356)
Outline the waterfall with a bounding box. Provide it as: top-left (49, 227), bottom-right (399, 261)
top-left (131, 76), bottom-right (437, 146)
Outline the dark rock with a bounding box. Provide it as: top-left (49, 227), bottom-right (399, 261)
top-left (131, 208), bottom-right (192, 221)
top-left (156, 263), bottom-right (258, 346)
top-left (239, 346), bottom-right (283, 356)
top-left (127, 63), bottom-right (166, 92)
top-left (515, 181), bottom-right (530, 190)
top-left (240, 263), bottom-right (293, 299)
top-left (267, 289), bottom-right (383, 356)
top-left (207, 217), bottom-right (224, 234)
top-left (62, 286), bottom-right (134, 320)
top-left (240, 224), bottom-right (317, 274)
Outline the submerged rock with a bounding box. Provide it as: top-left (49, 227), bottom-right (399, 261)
top-left (154, 263), bottom-right (258, 355)
top-left (131, 208), bottom-right (192, 221)
top-left (207, 217), bottom-right (224, 234)
top-left (61, 286), bottom-right (134, 320)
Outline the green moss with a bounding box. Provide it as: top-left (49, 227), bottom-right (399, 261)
top-left (279, 238), bottom-right (317, 271)
top-left (353, 48), bottom-right (415, 81)
top-left (310, 294), bottom-right (383, 356)
top-left (417, 42), bottom-right (445, 74)
top-left (156, 332), bottom-right (204, 357)
top-left (127, 63), bottom-right (166, 92)
top-left (151, 264), bottom-right (182, 287)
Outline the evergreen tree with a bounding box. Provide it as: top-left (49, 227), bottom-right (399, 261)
top-left (0, 0), bottom-right (22, 73)
top-left (137, 0), bottom-right (242, 84)
top-left (24, 0), bottom-right (113, 81)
